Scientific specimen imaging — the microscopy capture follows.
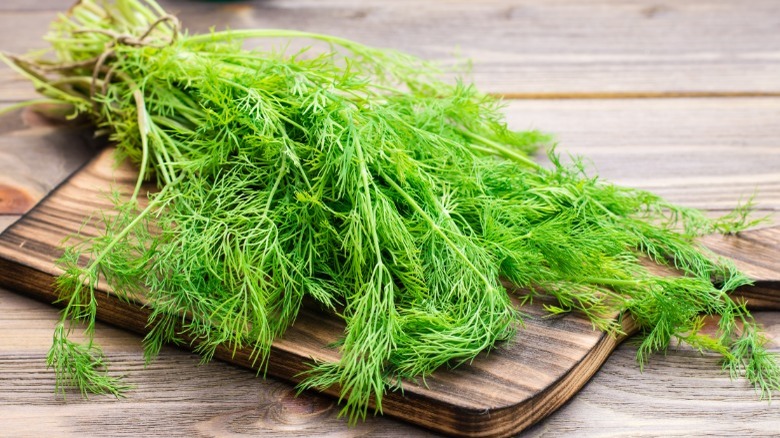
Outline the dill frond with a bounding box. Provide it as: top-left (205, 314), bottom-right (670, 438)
top-left (48, 324), bottom-right (131, 398)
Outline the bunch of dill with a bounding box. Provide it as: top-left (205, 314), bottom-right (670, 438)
top-left (2, 0), bottom-right (777, 421)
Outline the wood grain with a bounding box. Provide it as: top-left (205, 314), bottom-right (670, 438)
top-left (505, 98), bottom-right (780, 212)
top-left (0, 216), bottom-right (18, 232)
top-left (2, 0), bottom-right (780, 99)
top-left (702, 229), bottom-right (780, 310)
top-left (0, 107), bottom-right (98, 232)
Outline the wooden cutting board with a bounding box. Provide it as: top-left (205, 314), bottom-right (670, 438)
top-left (0, 146), bottom-right (778, 438)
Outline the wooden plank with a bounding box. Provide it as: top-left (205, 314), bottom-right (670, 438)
top-left (2, 0), bottom-right (780, 98)
top-left (506, 98), bottom-right (780, 212)
top-left (0, 107), bottom-right (98, 219)
top-left (0, 10), bottom-right (55, 54)
top-left (702, 230), bottom-right (780, 309)
top-left (0, 216), bottom-right (18, 233)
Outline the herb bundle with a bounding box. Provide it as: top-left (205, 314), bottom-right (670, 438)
top-left (3, 0), bottom-right (778, 421)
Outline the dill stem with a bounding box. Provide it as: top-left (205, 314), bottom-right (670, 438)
top-left (88, 173), bottom-right (183, 271)
top-left (155, 127), bottom-right (187, 163)
top-left (264, 154), bottom-right (287, 215)
top-left (0, 98), bottom-right (66, 116)
top-left (583, 277), bottom-right (642, 287)
top-left (0, 53), bottom-right (84, 104)
top-left (50, 76), bottom-right (97, 88)
top-left (591, 197), bottom-right (620, 220)
top-left (457, 128), bottom-right (543, 171)
top-left (131, 90), bottom-right (151, 202)
top-left (351, 130), bottom-right (384, 265)
top-left (151, 129), bottom-right (176, 185)
top-left (383, 176), bottom-right (493, 288)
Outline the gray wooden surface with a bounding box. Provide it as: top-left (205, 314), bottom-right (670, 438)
top-left (1, 0), bottom-right (779, 436)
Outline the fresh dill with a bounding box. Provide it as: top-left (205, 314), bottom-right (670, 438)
top-left (2, 0), bottom-right (777, 422)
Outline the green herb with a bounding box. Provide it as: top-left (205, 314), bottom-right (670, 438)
top-left (2, 0), bottom-right (777, 421)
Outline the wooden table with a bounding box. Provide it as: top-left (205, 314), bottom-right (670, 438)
top-left (1, 1), bottom-right (779, 436)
